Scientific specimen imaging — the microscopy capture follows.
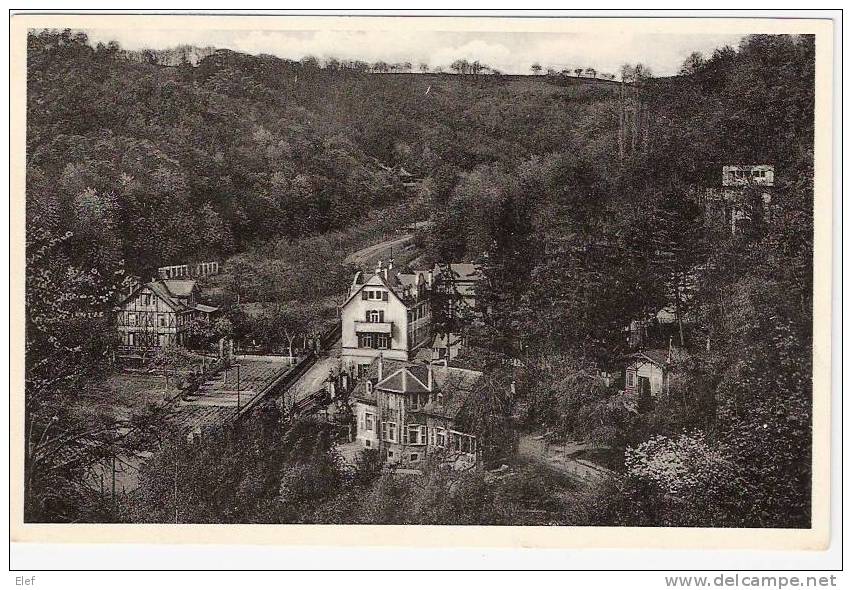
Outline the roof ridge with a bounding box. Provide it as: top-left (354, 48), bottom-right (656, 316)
top-left (406, 365), bottom-right (431, 390)
top-left (157, 279), bottom-right (175, 298)
top-left (376, 367), bottom-right (406, 388)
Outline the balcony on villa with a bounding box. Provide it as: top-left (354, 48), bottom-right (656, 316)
top-left (354, 320), bottom-right (393, 334)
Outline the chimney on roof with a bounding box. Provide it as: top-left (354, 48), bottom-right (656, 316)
top-left (388, 258), bottom-right (394, 271)
top-left (427, 363), bottom-right (433, 391)
top-left (378, 353), bottom-right (384, 381)
top-left (375, 259), bottom-right (383, 275)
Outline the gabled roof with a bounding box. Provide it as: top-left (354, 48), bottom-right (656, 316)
top-left (434, 263), bottom-right (480, 282)
top-left (163, 279), bottom-right (197, 298)
top-left (352, 357), bottom-right (483, 420)
top-left (120, 279), bottom-right (203, 312)
top-left (341, 271), bottom-right (407, 309)
top-left (352, 357), bottom-right (411, 404)
top-left (376, 366), bottom-right (431, 394)
top-left (625, 349), bottom-right (670, 368)
top-left (121, 281), bottom-right (183, 311)
top-left (396, 273), bottom-right (419, 291)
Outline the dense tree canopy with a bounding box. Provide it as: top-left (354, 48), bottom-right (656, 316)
top-left (423, 34), bottom-right (815, 527)
top-left (27, 29), bottom-right (623, 280)
top-left (25, 30), bottom-right (816, 528)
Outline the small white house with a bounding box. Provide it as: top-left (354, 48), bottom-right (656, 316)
top-left (624, 349), bottom-right (670, 398)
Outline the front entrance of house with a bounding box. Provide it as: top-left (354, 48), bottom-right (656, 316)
top-left (637, 375), bottom-right (654, 411)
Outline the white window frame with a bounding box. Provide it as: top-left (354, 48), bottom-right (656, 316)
top-left (365, 412), bottom-right (374, 431)
top-left (408, 424), bottom-right (421, 445)
top-left (383, 421), bottom-right (397, 442)
top-left (435, 428), bottom-right (446, 448)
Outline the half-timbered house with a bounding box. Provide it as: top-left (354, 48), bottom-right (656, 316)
top-left (116, 278), bottom-right (218, 352)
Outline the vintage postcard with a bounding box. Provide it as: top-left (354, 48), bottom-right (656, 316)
top-left (9, 12), bottom-right (835, 551)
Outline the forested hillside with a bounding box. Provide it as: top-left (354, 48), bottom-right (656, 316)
top-left (25, 30), bottom-right (816, 528)
top-left (424, 34), bottom-right (815, 527)
top-left (26, 29), bottom-right (621, 279)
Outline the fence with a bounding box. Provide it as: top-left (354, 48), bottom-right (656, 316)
top-left (234, 351), bottom-right (317, 421)
top-left (233, 322), bottom-right (341, 422)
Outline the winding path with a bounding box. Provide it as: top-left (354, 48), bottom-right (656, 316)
top-left (343, 234), bottom-right (414, 267)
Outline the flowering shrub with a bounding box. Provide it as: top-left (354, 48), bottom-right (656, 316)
top-left (625, 432), bottom-right (729, 499)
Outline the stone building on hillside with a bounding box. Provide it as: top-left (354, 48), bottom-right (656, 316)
top-left (351, 356), bottom-right (482, 467)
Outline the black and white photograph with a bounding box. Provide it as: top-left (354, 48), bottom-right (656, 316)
top-left (10, 11), bottom-right (837, 564)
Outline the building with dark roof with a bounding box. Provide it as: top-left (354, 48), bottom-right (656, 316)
top-left (116, 278), bottom-right (219, 353)
top-left (352, 355), bottom-right (482, 467)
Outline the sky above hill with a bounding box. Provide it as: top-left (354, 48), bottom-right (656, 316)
top-left (83, 27), bottom-right (744, 76)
